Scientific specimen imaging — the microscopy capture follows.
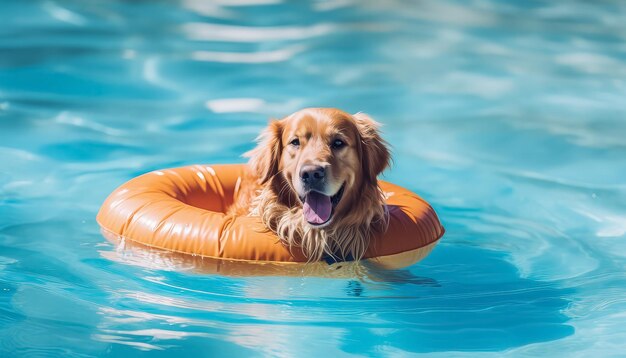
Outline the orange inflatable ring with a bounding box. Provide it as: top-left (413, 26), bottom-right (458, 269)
top-left (97, 164), bottom-right (444, 268)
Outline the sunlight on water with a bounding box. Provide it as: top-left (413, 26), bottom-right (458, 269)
top-left (1, 0), bottom-right (626, 356)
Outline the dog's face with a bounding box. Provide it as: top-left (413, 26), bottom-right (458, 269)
top-left (248, 108), bottom-right (390, 230)
top-left (282, 110), bottom-right (361, 227)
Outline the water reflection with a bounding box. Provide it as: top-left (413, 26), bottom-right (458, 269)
top-left (95, 237), bottom-right (574, 353)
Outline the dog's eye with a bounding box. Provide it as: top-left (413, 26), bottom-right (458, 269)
top-left (290, 138), bottom-right (300, 147)
top-left (332, 139), bottom-right (345, 149)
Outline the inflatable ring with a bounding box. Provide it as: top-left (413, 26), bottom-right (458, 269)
top-left (97, 164), bottom-right (444, 268)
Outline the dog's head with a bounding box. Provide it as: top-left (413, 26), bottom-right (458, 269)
top-left (247, 108), bottom-right (390, 260)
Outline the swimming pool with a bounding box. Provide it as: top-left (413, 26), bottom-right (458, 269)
top-left (1, 0), bottom-right (625, 356)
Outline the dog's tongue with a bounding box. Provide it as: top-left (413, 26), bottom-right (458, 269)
top-left (303, 191), bottom-right (332, 224)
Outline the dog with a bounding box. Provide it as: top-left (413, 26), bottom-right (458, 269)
top-left (230, 108), bottom-right (391, 262)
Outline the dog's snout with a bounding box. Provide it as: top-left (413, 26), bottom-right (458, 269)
top-left (300, 165), bottom-right (325, 184)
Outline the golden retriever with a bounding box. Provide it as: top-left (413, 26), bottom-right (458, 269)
top-left (230, 108), bottom-right (390, 262)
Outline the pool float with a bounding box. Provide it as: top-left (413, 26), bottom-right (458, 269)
top-left (97, 164), bottom-right (444, 269)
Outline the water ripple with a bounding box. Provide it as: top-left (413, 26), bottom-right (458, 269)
top-left (181, 22), bottom-right (335, 42)
top-left (190, 45), bottom-right (306, 63)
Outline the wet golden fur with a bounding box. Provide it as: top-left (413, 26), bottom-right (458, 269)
top-left (230, 108), bottom-right (391, 262)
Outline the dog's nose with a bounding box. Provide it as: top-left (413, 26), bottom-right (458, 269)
top-left (300, 165), bottom-right (325, 185)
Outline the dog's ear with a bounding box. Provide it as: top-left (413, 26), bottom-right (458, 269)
top-left (245, 119), bottom-right (283, 184)
top-left (354, 112), bottom-right (391, 183)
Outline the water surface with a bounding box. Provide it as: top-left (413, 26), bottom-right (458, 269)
top-left (1, 0), bottom-right (626, 356)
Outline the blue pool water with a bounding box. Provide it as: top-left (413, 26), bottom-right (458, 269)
top-left (1, 0), bottom-right (626, 356)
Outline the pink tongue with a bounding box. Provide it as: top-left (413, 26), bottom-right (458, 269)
top-left (303, 191), bottom-right (332, 224)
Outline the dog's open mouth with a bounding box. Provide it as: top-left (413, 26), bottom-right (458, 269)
top-left (301, 183), bottom-right (345, 226)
